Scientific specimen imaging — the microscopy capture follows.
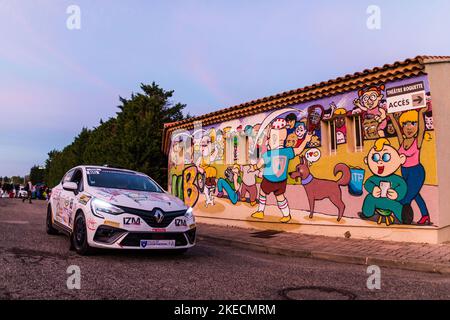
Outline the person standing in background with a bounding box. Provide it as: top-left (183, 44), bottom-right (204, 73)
top-left (22, 180), bottom-right (33, 204)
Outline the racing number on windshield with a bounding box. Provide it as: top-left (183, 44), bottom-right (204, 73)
top-left (182, 165), bottom-right (199, 208)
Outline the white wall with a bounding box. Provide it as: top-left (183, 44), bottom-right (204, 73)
top-left (425, 62), bottom-right (450, 229)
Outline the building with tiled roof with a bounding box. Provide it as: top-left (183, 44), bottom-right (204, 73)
top-left (163, 56), bottom-right (450, 244)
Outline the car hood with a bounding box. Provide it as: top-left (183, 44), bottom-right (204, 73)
top-left (88, 187), bottom-right (187, 212)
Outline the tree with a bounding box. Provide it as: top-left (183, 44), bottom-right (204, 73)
top-left (29, 165), bottom-right (45, 184)
top-left (113, 83), bottom-right (187, 185)
top-left (43, 83), bottom-right (189, 188)
top-left (10, 176), bottom-right (25, 185)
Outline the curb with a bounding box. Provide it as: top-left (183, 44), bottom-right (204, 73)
top-left (198, 234), bottom-right (450, 275)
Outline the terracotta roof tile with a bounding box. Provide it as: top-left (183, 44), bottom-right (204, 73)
top-left (162, 55), bottom-right (449, 153)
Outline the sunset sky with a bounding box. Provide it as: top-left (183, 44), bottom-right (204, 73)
top-left (1, 0), bottom-right (449, 176)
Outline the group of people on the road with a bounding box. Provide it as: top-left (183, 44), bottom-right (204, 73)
top-left (0, 183), bottom-right (24, 199)
top-left (0, 181), bottom-right (51, 203)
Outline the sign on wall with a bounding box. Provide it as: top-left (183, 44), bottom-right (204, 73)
top-left (386, 81), bottom-right (426, 113)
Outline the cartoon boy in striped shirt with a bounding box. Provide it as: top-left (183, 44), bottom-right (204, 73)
top-left (250, 118), bottom-right (312, 223)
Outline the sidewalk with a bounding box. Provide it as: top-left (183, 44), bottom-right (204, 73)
top-left (197, 223), bottom-right (450, 275)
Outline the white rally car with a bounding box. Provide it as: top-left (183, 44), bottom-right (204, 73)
top-left (46, 165), bottom-right (196, 255)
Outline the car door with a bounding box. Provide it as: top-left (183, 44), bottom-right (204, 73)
top-left (67, 168), bottom-right (85, 228)
top-left (58, 169), bottom-right (78, 229)
top-left (51, 169), bottom-right (73, 226)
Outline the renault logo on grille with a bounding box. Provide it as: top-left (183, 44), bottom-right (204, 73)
top-left (154, 209), bottom-right (165, 223)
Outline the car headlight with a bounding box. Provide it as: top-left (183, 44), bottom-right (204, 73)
top-left (185, 207), bottom-right (194, 219)
top-left (90, 198), bottom-right (124, 218)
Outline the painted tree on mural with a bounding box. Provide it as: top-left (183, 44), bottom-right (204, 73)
top-left (43, 83), bottom-right (189, 188)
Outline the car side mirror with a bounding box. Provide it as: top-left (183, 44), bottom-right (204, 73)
top-left (63, 182), bottom-right (78, 193)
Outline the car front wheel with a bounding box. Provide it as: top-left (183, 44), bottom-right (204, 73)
top-left (71, 212), bottom-right (94, 255)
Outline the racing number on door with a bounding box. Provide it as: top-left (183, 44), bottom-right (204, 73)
top-left (182, 165), bottom-right (199, 208)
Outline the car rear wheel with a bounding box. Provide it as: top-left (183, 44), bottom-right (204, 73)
top-left (46, 205), bottom-right (59, 235)
top-left (71, 212), bottom-right (94, 255)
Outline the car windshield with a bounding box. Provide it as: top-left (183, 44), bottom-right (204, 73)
top-left (86, 168), bottom-right (163, 192)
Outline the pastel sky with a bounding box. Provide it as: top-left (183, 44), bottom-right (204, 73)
top-left (1, 0), bottom-right (449, 176)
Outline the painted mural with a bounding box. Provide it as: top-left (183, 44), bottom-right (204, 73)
top-left (168, 75), bottom-right (438, 228)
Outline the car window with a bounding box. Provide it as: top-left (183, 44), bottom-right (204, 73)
top-left (62, 169), bottom-right (75, 184)
top-left (71, 169), bottom-right (84, 192)
top-left (86, 168), bottom-right (163, 192)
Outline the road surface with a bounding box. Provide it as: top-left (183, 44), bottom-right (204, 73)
top-left (0, 198), bottom-right (449, 300)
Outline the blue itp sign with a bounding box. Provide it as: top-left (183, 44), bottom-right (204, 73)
top-left (349, 167), bottom-right (365, 196)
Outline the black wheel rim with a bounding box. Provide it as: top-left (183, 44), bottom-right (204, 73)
top-left (74, 217), bottom-right (86, 248)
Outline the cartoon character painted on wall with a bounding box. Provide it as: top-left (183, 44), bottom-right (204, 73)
top-left (192, 128), bottom-right (205, 165)
top-left (388, 107), bottom-right (431, 225)
top-left (217, 165), bottom-right (242, 205)
top-left (305, 105), bottom-right (324, 147)
top-left (334, 108), bottom-right (347, 144)
top-left (424, 111), bottom-right (434, 131)
top-left (250, 118), bottom-right (313, 223)
top-left (362, 114), bottom-right (380, 140)
top-left (285, 132), bottom-right (298, 148)
top-left (284, 113), bottom-right (299, 148)
top-left (195, 133), bottom-right (217, 171)
top-left (294, 121), bottom-right (307, 147)
top-left (296, 117), bottom-right (320, 148)
top-left (285, 113), bottom-right (298, 135)
top-left (323, 102), bottom-right (337, 121)
top-left (384, 119), bottom-right (397, 137)
top-left (202, 165), bottom-right (218, 207)
top-left (240, 164), bottom-right (260, 206)
top-left (353, 85), bottom-right (387, 138)
top-left (359, 138), bottom-right (409, 226)
top-left (170, 138), bottom-right (183, 167)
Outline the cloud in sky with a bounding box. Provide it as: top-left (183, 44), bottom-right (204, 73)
top-left (1, 0), bottom-right (450, 176)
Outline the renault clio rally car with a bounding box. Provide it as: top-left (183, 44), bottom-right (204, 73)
top-left (46, 166), bottom-right (196, 255)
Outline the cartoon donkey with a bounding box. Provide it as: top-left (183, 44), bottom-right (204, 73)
top-left (289, 156), bottom-right (351, 221)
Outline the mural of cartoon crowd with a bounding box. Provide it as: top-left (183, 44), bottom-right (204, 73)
top-left (169, 76), bottom-right (437, 227)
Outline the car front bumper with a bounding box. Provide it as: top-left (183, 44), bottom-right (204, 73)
top-left (89, 227), bottom-right (196, 249)
top-left (85, 204), bottom-right (196, 250)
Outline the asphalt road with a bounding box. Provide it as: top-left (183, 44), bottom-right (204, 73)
top-left (1, 198), bottom-right (449, 300)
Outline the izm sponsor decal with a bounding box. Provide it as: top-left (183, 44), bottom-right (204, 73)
top-left (174, 218), bottom-right (187, 227)
top-left (123, 217), bottom-right (141, 225)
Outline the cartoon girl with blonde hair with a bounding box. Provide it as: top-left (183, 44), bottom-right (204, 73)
top-left (389, 107), bottom-right (430, 225)
top-left (354, 85), bottom-right (387, 137)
